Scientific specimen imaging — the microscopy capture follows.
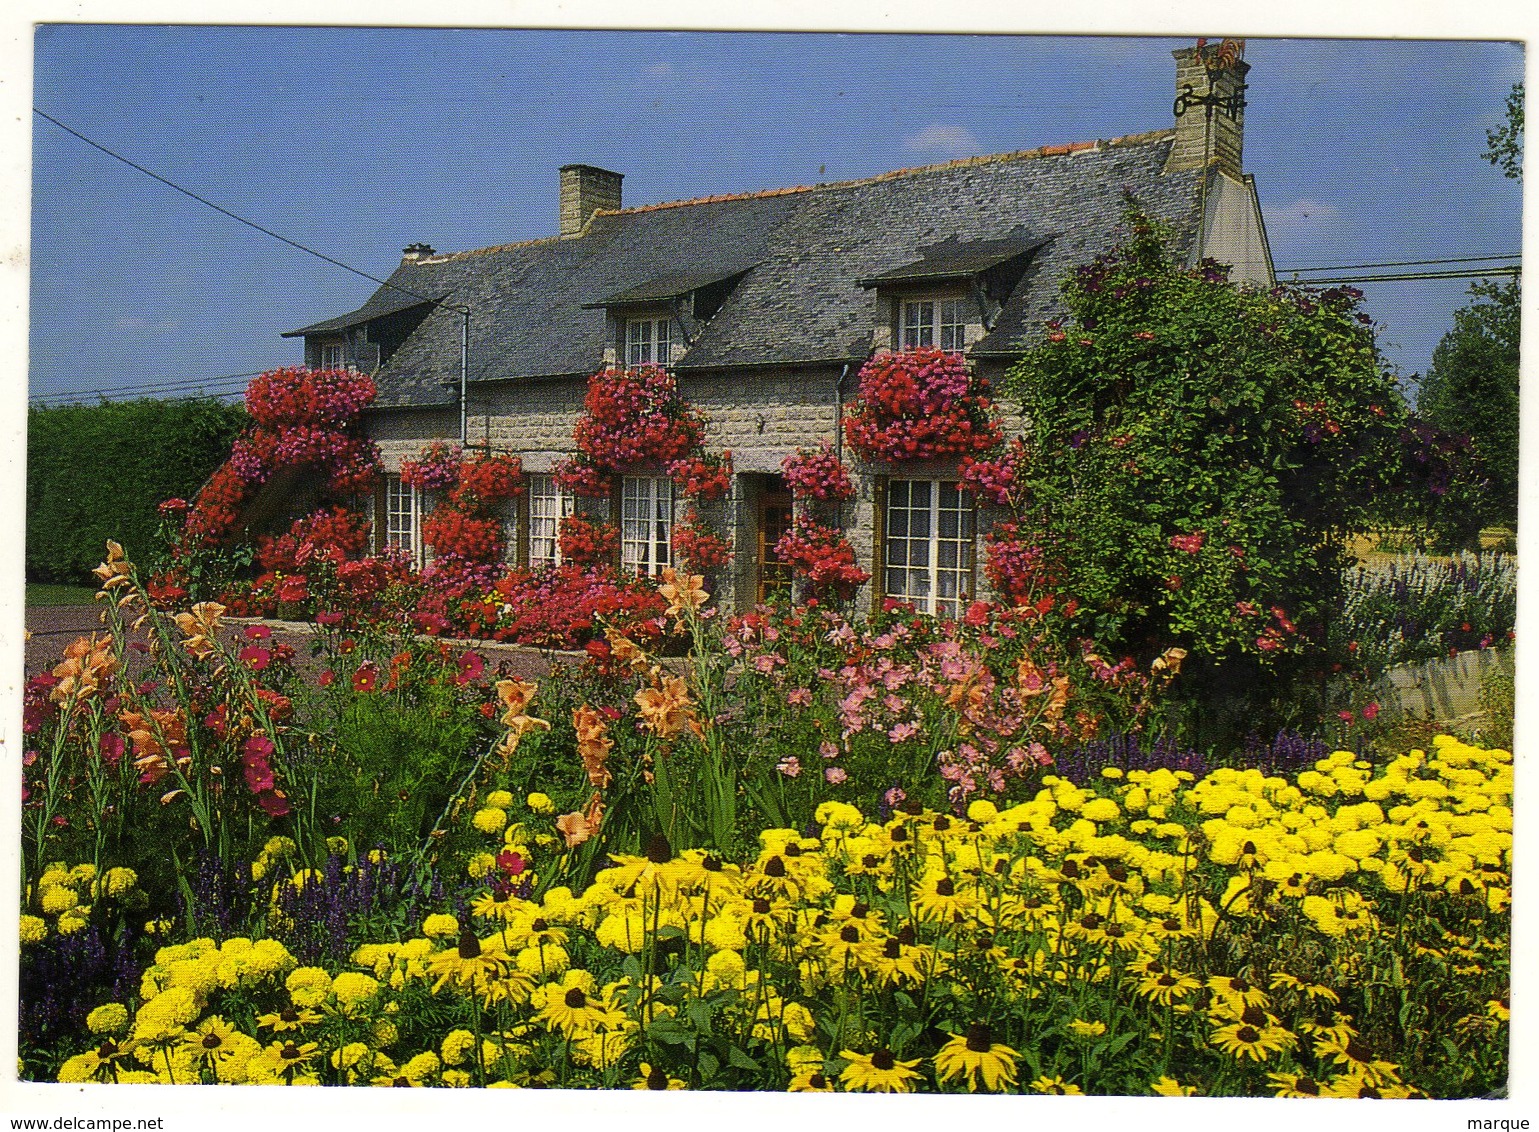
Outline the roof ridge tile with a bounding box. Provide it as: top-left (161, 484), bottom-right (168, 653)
top-left (592, 128), bottom-right (1173, 217)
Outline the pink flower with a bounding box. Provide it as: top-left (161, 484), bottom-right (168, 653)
top-left (245, 623), bottom-right (273, 640)
top-left (787, 688), bottom-right (812, 706)
top-left (238, 645), bottom-right (271, 671)
top-left (888, 721), bottom-right (919, 743)
top-left (455, 650), bottom-right (486, 686)
top-left (819, 740), bottom-right (841, 760)
top-left (883, 786), bottom-right (907, 808)
top-left (752, 654), bottom-right (782, 675)
top-left (824, 766), bottom-right (848, 785)
top-left (776, 755), bottom-right (802, 778)
top-left (1362, 702), bottom-right (1380, 721)
top-left (315, 610), bottom-right (344, 626)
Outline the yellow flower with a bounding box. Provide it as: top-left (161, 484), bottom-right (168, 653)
top-left (284, 967), bottom-right (333, 1008)
top-left (423, 914), bottom-right (459, 939)
top-left (839, 1049), bottom-right (923, 1093)
top-left (933, 1024), bottom-right (1020, 1092)
top-left (330, 972), bottom-right (380, 1013)
top-left (1030, 1075), bottom-right (1083, 1095)
top-left (86, 1003), bottom-right (130, 1035)
top-left (1151, 1076), bottom-right (1198, 1096)
top-left (472, 807), bottom-right (509, 835)
top-left (101, 867), bottom-right (138, 898)
top-left (19, 915), bottom-right (47, 945)
top-left (1067, 1019), bottom-right (1107, 1039)
top-left (634, 1062), bottom-right (687, 1090)
top-left (526, 792), bottom-right (554, 813)
top-left (1081, 798), bottom-right (1121, 823)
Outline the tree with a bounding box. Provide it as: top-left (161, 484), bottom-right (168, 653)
top-left (1415, 278), bottom-right (1521, 530)
top-left (1483, 82), bottom-right (1524, 180)
top-left (1000, 203), bottom-right (1420, 691)
top-left (1415, 84), bottom-right (1523, 532)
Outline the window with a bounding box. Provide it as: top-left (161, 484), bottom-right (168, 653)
top-left (528, 474), bottom-right (575, 569)
top-left (384, 474), bottom-right (421, 564)
top-left (901, 298), bottom-right (967, 352)
top-left (626, 317), bottom-right (672, 367)
top-left (621, 475), bottom-right (674, 576)
top-left (317, 340), bottom-right (348, 370)
top-left (884, 479), bottom-right (974, 617)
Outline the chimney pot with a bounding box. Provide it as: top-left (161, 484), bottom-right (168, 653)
top-left (560, 164), bottom-right (624, 238)
top-left (401, 242), bottom-right (436, 262)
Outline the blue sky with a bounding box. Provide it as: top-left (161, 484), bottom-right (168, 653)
top-left (28, 28), bottom-right (1524, 402)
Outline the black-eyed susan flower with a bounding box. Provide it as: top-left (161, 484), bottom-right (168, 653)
top-left (633, 1063), bottom-right (686, 1090)
top-left (1136, 970), bottom-right (1199, 1006)
top-left (838, 1048), bottom-right (923, 1093)
top-left (788, 1069), bottom-right (837, 1092)
top-left (1312, 1035), bottom-right (1400, 1085)
top-left (1029, 1075), bottom-right (1083, 1094)
top-left (933, 1023), bottom-right (1020, 1092)
top-left (255, 1005), bottom-right (321, 1032)
top-left (1210, 1019), bottom-right (1294, 1061)
top-left (1267, 1071), bottom-right (1326, 1098)
top-left (1207, 974), bottom-right (1270, 1010)
top-left (1150, 1076), bottom-right (1197, 1096)
top-left (428, 927), bottom-right (508, 994)
top-left (1067, 1019), bottom-right (1107, 1039)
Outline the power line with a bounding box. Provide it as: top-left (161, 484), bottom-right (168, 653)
top-left (1280, 253), bottom-right (1521, 273)
top-left (1285, 267), bottom-right (1521, 285)
top-left (35, 107), bottom-right (475, 445)
top-left (33, 109), bottom-right (448, 309)
top-left (30, 371), bottom-right (263, 404)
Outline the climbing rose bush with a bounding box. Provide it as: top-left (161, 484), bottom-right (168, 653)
top-left (844, 348), bottom-right (1002, 463)
top-left (782, 444), bottom-right (856, 502)
top-left (774, 518), bottom-right (869, 602)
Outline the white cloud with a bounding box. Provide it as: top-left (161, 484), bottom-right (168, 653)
top-left (902, 124), bottom-right (983, 158)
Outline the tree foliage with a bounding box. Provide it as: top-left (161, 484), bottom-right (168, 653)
top-left (1483, 82), bottom-right (1524, 180)
top-left (1415, 278), bottom-right (1521, 530)
top-left (1002, 204), bottom-right (1421, 674)
top-left (27, 397), bottom-right (248, 584)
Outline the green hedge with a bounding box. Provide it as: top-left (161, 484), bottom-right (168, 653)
top-left (27, 397), bottom-right (248, 584)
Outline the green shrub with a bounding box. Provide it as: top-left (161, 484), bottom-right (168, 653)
top-left (27, 397), bottom-right (247, 584)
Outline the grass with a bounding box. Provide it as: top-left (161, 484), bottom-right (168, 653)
top-left (25, 584), bottom-right (98, 607)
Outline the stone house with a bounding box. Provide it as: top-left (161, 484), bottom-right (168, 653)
top-left (284, 47), bottom-right (1274, 615)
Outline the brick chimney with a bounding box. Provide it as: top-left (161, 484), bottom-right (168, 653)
top-left (560, 164), bottom-right (624, 238)
top-left (401, 242), bottom-right (436, 263)
top-left (1164, 44), bottom-right (1249, 179)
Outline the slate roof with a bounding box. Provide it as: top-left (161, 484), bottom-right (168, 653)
top-left (293, 129), bottom-right (1208, 410)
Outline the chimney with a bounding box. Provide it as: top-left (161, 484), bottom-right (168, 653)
top-left (1164, 43), bottom-right (1249, 179)
top-left (560, 164), bottom-right (624, 238)
top-left (401, 242), bottom-right (436, 263)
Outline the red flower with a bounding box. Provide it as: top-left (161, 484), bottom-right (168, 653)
top-left (1362, 702), bottom-right (1380, 720)
top-left (497, 850), bottom-right (528, 876)
top-left (964, 601), bottom-right (991, 627)
top-left (317, 670), bottom-right (335, 688)
top-left (352, 661), bottom-right (380, 693)
top-left (238, 645), bottom-right (272, 671)
top-left (275, 575), bottom-right (309, 603)
top-left (1169, 531), bottom-right (1205, 554)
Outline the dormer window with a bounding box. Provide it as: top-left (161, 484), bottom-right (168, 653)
top-left (902, 298), bottom-right (968, 352)
top-left (626, 317), bottom-right (672, 367)
top-left (317, 340), bottom-right (348, 370)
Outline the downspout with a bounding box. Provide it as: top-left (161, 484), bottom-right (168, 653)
top-left (458, 305), bottom-right (470, 447)
top-left (832, 362), bottom-right (851, 467)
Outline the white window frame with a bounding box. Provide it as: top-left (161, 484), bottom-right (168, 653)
top-left (621, 475), bottom-right (674, 577)
top-left (317, 340), bottom-right (348, 370)
top-left (626, 316), bottom-right (672, 368)
top-left (528, 474), bottom-right (575, 569)
top-left (384, 473), bottom-right (422, 566)
top-left (883, 478), bottom-right (975, 618)
top-left (901, 297), bottom-right (968, 352)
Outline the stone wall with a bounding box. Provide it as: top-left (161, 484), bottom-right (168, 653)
top-left (363, 355), bottom-right (1030, 611)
